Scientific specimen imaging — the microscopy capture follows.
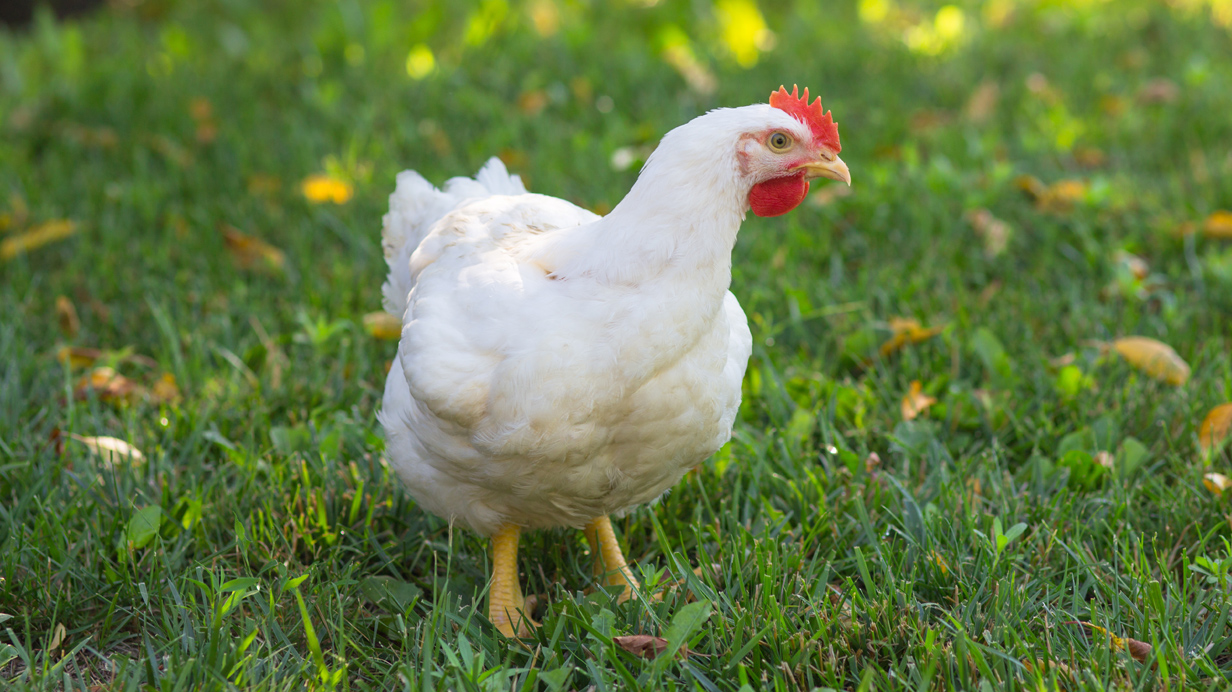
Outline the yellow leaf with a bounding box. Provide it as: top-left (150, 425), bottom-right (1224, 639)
top-left (71, 433), bottom-right (146, 466)
top-left (56, 295), bottom-right (80, 338)
top-left (1199, 404), bottom-right (1232, 457)
top-left (880, 317), bottom-right (944, 357)
top-left (1, 219), bottom-right (77, 261)
top-left (56, 346), bottom-right (103, 369)
top-left (301, 174), bottom-right (354, 204)
top-left (150, 373), bottom-right (182, 403)
top-left (1112, 336), bottom-right (1190, 386)
top-left (1204, 472), bottom-right (1232, 497)
top-left (221, 224), bottom-right (286, 273)
top-left (1066, 621), bottom-right (1152, 662)
top-left (901, 380), bottom-right (937, 421)
top-left (48, 622), bottom-right (66, 653)
top-left (1203, 210), bottom-right (1232, 239)
top-left (74, 367), bottom-right (142, 403)
top-left (363, 312), bottom-right (402, 340)
top-left (1036, 179), bottom-right (1088, 214)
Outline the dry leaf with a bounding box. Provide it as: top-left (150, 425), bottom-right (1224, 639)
top-left (1112, 336), bottom-right (1191, 386)
top-left (901, 380), bottom-right (937, 421)
top-left (1066, 621), bottom-right (1151, 663)
top-left (1094, 451), bottom-right (1114, 469)
top-left (879, 317), bottom-right (944, 357)
top-left (965, 80), bottom-right (999, 124)
top-left (150, 373), bottom-right (181, 403)
top-left (221, 224), bottom-right (286, 273)
top-left (146, 135), bottom-right (192, 167)
top-left (1036, 179), bottom-right (1088, 214)
top-left (1073, 146), bottom-right (1107, 168)
top-left (48, 622), bottom-right (66, 653)
top-left (71, 434), bottom-right (146, 466)
top-left (966, 208), bottom-right (1011, 258)
top-left (1, 219), bottom-right (77, 261)
top-left (1204, 472), bottom-right (1231, 497)
top-left (363, 312), bottom-right (402, 340)
top-left (56, 295), bottom-right (80, 338)
top-left (1014, 174), bottom-right (1047, 200)
top-left (56, 346), bottom-right (103, 369)
top-left (614, 635), bottom-right (674, 659)
top-left (517, 89), bottom-right (548, 115)
top-left (74, 367), bottom-right (141, 402)
top-left (301, 174), bottom-right (354, 204)
top-left (1199, 404), bottom-right (1232, 457)
top-left (1204, 210), bottom-right (1232, 239)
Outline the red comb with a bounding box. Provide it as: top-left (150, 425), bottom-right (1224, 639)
top-left (769, 85), bottom-right (840, 153)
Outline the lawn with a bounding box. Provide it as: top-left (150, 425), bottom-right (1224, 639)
top-left (3, 0), bottom-right (1232, 689)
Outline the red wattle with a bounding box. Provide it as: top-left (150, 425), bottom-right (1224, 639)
top-left (749, 173), bottom-right (809, 217)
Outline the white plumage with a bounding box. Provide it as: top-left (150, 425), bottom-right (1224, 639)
top-left (378, 101), bottom-right (848, 538)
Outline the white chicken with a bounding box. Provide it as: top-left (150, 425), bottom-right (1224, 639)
top-left (378, 86), bottom-right (848, 637)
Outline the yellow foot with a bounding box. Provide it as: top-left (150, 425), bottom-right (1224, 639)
top-left (489, 524), bottom-right (539, 638)
top-left (583, 515), bottom-right (641, 604)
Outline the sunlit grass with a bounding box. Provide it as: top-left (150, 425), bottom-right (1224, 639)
top-left (2, 0), bottom-right (1232, 689)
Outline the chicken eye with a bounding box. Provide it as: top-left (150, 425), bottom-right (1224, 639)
top-left (768, 132), bottom-right (792, 152)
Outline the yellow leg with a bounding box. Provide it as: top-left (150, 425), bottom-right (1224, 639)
top-left (583, 515), bottom-right (640, 603)
top-left (489, 524), bottom-right (537, 638)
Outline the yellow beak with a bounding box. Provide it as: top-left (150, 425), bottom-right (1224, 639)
top-left (793, 155), bottom-right (851, 186)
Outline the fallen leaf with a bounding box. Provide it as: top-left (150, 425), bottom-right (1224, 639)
top-left (1073, 146), bottom-right (1106, 168)
top-left (879, 317), bottom-right (944, 357)
top-left (301, 174), bottom-right (354, 204)
top-left (518, 89), bottom-right (548, 115)
top-left (1, 219), bottom-right (77, 261)
top-left (150, 373), bottom-right (181, 403)
top-left (1112, 337), bottom-right (1190, 386)
top-left (1014, 174), bottom-right (1047, 201)
top-left (964, 80), bottom-right (999, 124)
top-left (48, 623), bottom-right (66, 653)
top-left (1094, 450), bottom-right (1114, 469)
top-left (221, 224), bottom-right (286, 273)
top-left (1204, 210), bottom-right (1232, 239)
top-left (966, 208), bottom-right (1011, 258)
top-left (1204, 472), bottom-right (1231, 497)
top-left (1199, 404), bottom-right (1232, 457)
top-left (71, 434), bottom-right (145, 466)
top-left (1036, 179), bottom-right (1088, 214)
top-left (75, 367), bottom-right (142, 402)
top-left (1065, 621), bottom-right (1151, 663)
top-left (901, 380), bottom-right (937, 421)
top-left (56, 346), bottom-right (103, 369)
top-left (614, 635), bottom-right (674, 659)
top-left (56, 295), bottom-right (80, 338)
top-left (363, 312), bottom-right (402, 340)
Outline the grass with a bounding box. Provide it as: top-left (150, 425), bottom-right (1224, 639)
top-left (2, 0), bottom-right (1232, 688)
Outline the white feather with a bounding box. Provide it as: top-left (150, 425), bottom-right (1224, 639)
top-left (378, 105), bottom-right (811, 535)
